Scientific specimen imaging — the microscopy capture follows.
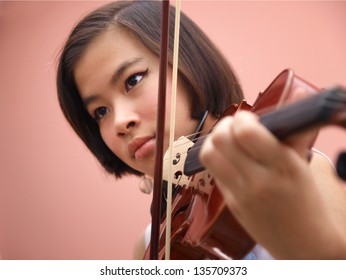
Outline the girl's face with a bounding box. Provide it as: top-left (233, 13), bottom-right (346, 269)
top-left (74, 27), bottom-right (198, 177)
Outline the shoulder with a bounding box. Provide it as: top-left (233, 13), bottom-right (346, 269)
top-left (310, 148), bottom-right (337, 179)
top-left (309, 148), bottom-right (345, 196)
top-left (132, 224), bottom-right (151, 259)
top-left (311, 148), bottom-right (335, 168)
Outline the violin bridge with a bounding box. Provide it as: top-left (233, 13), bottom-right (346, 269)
top-left (162, 136), bottom-right (194, 188)
top-left (163, 136), bottom-right (213, 195)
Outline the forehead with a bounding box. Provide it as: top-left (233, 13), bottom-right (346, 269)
top-left (73, 27), bottom-right (157, 95)
top-left (75, 27), bottom-right (144, 72)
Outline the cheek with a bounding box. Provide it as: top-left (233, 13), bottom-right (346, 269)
top-left (138, 86), bottom-right (159, 119)
top-left (99, 122), bottom-right (119, 155)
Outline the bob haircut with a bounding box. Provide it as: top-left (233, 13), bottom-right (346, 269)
top-left (57, 0), bottom-right (243, 178)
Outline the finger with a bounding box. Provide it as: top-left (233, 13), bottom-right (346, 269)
top-left (231, 110), bottom-right (293, 167)
top-left (199, 120), bottom-right (248, 215)
top-left (200, 116), bottom-right (268, 194)
top-left (200, 117), bottom-right (246, 188)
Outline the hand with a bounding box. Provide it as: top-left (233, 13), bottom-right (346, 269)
top-left (200, 109), bottom-right (344, 259)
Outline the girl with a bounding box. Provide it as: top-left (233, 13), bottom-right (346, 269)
top-left (57, 1), bottom-right (346, 259)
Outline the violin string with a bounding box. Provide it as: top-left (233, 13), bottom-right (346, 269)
top-left (168, 134), bottom-right (205, 151)
top-left (175, 127), bottom-right (211, 141)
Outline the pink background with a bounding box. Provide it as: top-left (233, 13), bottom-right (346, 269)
top-left (0, 1), bottom-right (345, 259)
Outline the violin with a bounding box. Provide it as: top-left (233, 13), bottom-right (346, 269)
top-left (145, 0), bottom-right (346, 260)
top-left (144, 68), bottom-right (346, 260)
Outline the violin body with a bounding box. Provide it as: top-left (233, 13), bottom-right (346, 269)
top-left (144, 69), bottom-right (346, 260)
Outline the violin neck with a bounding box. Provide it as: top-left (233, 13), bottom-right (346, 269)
top-left (259, 86), bottom-right (346, 139)
top-left (184, 86), bottom-right (346, 176)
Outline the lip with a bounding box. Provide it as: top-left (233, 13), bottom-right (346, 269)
top-left (128, 136), bottom-right (155, 159)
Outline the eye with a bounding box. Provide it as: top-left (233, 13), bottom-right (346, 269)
top-left (93, 106), bottom-right (109, 121)
top-left (125, 69), bottom-right (148, 91)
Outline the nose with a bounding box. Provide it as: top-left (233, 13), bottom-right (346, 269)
top-left (114, 109), bottom-right (140, 136)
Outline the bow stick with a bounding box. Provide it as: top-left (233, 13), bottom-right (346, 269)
top-left (150, 0), bottom-right (182, 260)
top-left (150, 0), bottom-right (170, 260)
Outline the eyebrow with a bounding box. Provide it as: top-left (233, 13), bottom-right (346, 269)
top-left (82, 95), bottom-right (100, 108)
top-left (111, 57), bottom-right (142, 85)
top-left (82, 57), bottom-right (143, 108)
